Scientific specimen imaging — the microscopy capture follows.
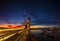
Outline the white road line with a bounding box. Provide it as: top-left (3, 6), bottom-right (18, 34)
top-left (0, 33), bottom-right (16, 41)
top-left (15, 33), bottom-right (24, 41)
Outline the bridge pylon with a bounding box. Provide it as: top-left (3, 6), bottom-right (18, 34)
top-left (25, 16), bottom-right (30, 29)
top-left (25, 16), bottom-right (30, 41)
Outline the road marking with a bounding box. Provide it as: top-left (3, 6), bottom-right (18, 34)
top-left (15, 33), bottom-right (24, 41)
top-left (0, 33), bottom-right (16, 41)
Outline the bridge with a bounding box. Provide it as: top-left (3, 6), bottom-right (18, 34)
top-left (0, 16), bottom-right (56, 41)
top-left (0, 16), bottom-right (38, 41)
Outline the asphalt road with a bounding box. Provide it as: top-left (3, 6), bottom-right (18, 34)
top-left (0, 28), bottom-right (25, 41)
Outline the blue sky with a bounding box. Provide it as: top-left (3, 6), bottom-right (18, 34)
top-left (0, 0), bottom-right (60, 25)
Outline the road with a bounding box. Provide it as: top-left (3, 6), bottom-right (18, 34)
top-left (0, 28), bottom-right (27, 41)
top-left (4, 29), bottom-right (28, 41)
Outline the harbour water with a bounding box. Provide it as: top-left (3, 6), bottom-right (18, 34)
top-left (30, 30), bottom-right (54, 41)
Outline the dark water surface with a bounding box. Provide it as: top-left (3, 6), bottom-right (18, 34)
top-left (30, 30), bottom-right (54, 41)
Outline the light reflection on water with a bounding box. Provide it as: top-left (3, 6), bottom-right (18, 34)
top-left (30, 30), bottom-right (44, 41)
top-left (30, 30), bottom-right (54, 41)
top-left (30, 30), bottom-right (42, 34)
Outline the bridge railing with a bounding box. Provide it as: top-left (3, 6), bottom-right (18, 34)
top-left (15, 29), bottom-right (30, 41)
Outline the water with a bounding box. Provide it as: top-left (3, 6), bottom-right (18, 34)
top-left (30, 30), bottom-right (54, 41)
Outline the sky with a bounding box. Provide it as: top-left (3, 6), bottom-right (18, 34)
top-left (0, 0), bottom-right (60, 25)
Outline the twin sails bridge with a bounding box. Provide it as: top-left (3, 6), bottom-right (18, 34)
top-left (0, 16), bottom-right (56, 41)
top-left (0, 16), bottom-right (39, 41)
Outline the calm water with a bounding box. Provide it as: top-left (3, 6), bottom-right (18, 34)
top-left (30, 30), bottom-right (54, 41)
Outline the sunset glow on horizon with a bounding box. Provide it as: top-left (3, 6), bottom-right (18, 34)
top-left (0, 23), bottom-right (24, 28)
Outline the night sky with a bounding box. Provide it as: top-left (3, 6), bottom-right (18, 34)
top-left (0, 0), bottom-right (60, 25)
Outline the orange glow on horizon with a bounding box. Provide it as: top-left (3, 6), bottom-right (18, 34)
top-left (0, 24), bottom-right (24, 28)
